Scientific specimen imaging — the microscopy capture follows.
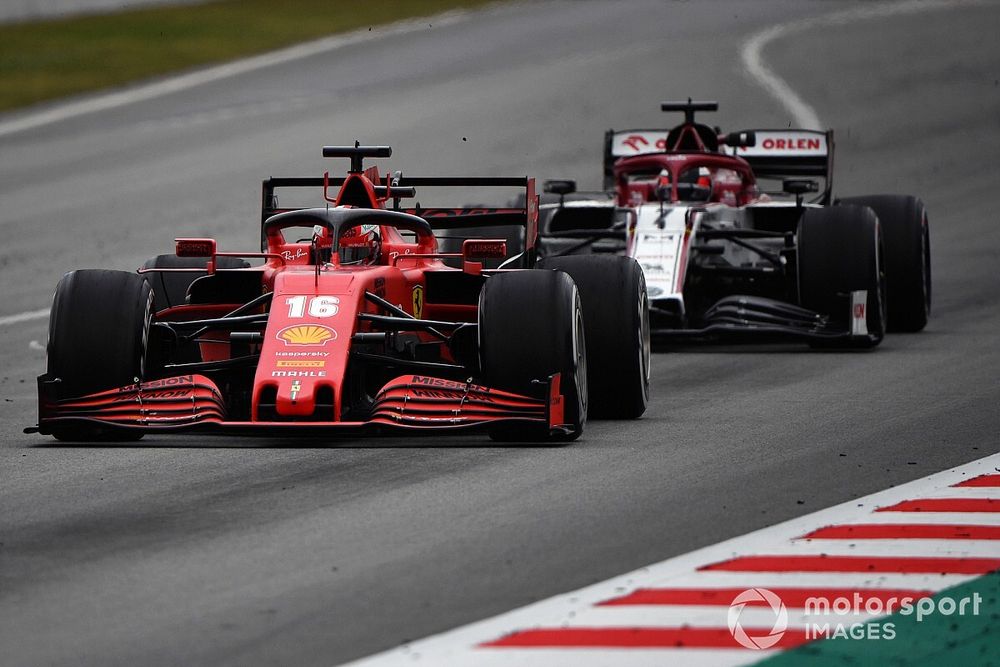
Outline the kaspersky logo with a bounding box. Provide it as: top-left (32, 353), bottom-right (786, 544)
top-left (276, 325), bottom-right (337, 346)
top-left (728, 588), bottom-right (788, 649)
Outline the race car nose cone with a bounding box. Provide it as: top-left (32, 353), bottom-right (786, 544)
top-left (275, 376), bottom-right (322, 417)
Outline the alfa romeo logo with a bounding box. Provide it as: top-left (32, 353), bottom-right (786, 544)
top-left (728, 587), bottom-right (788, 650)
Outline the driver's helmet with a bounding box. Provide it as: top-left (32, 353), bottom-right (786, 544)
top-left (657, 168), bottom-right (671, 187)
top-left (339, 224), bottom-right (381, 265)
top-left (679, 166), bottom-right (711, 184)
top-left (677, 166), bottom-right (713, 201)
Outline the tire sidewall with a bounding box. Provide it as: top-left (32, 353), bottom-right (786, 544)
top-left (837, 195), bottom-right (930, 332)
top-left (536, 255), bottom-right (649, 418)
top-left (478, 270), bottom-right (587, 439)
top-left (798, 206), bottom-right (885, 347)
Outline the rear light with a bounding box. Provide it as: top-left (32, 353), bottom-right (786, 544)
top-left (463, 239), bottom-right (507, 260)
top-left (175, 238), bottom-right (217, 257)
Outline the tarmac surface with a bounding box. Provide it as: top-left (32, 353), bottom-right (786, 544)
top-left (1, 1), bottom-right (998, 665)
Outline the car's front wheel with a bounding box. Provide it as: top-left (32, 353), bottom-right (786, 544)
top-left (798, 205), bottom-right (886, 348)
top-left (838, 195), bottom-right (930, 332)
top-left (478, 270), bottom-right (587, 442)
top-left (46, 270), bottom-right (154, 441)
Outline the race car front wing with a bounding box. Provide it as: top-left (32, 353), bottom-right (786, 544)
top-left (651, 291), bottom-right (874, 343)
top-left (28, 372), bottom-right (571, 438)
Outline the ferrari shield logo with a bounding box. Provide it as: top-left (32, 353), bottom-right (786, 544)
top-left (412, 284), bottom-right (424, 319)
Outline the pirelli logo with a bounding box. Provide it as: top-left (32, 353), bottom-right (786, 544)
top-left (276, 360), bottom-right (325, 368)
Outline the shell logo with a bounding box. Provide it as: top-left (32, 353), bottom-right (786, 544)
top-left (276, 325), bottom-right (337, 347)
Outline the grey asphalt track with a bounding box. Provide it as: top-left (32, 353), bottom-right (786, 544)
top-left (1, 1), bottom-right (999, 665)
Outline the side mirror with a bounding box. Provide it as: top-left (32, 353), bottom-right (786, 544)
top-left (373, 185), bottom-right (417, 199)
top-left (782, 179), bottom-right (818, 195)
top-left (175, 238), bottom-right (216, 257)
top-left (783, 179), bottom-right (818, 207)
top-left (462, 239), bottom-right (507, 259)
top-left (723, 131), bottom-right (756, 148)
top-left (462, 238), bottom-right (507, 276)
top-left (544, 179), bottom-right (577, 196)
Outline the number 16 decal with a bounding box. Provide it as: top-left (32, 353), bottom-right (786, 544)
top-left (285, 295), bottom-right (340, 318)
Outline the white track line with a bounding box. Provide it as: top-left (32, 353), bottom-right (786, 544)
top-left (668, 571), bottom-right (977, 591)
top-left (0, 308), bottom-right (49, 327)
top-left (420, 649), bottom-right (765, 667)
top-left (0, 10), bottom-right (470, 139)
top-left (558, 606), bottom-right (883, 629)
top-left (740, 0), bottom-right (974, 129)
top-left (841, 512), bottom-right (1000, 525)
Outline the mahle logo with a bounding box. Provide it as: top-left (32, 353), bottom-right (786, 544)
top-left (728, 588), bottom-right (788, 650)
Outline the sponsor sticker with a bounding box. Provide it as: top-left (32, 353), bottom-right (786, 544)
top-left (411, 388), bottom-right (496, 403)
top-left (850, 290), bottom-right (869, 337)
top-left (119, 375), bottom-right (195, 393)
top-left (276, 360), bottom-right (325, 368)
top-left (411, 376), bottom-right (489, 392)
top-left (271, 370), bottom-right (327, 378)
top-left (610, 131), bottom-right (668, 157)
top-left (736, 131), bottom-right (828, 157)
top-left (145, 389), bottom-right (192, 399)
top-left (276, 324), bottom-right (337, 347)
top-left (281, 247), bottom-right (308, 261)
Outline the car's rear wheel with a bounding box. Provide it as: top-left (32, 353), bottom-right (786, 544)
top-left (837, 195), bottom-right (930, 332)
top-left (536, 255), bottom-right (649, 418)
top-left (47, 270), bottom-right (154, 441)
top-left (798, 205), bottom-right (885, 348)
top-left (478, 270), bottom-right (586, 442)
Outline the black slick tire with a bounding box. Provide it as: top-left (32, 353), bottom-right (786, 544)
top-left (478, 270), bottom-right (587, 442)
top-left (798, 205), bottom-right (886, 348)
top-left (536, 255), bottom-right (649, 418)
top-left (837, 195), bottom-right (930, 332)
top-left (46, 270), bottom-right (154, 441)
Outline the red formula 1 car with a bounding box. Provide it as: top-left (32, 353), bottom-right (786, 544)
top-left (29, 145), bottom-right (650, 442)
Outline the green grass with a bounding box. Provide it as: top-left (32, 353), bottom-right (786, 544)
top-left (0, 0), bottom-right (495, 112)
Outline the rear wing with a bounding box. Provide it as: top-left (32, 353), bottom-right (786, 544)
top-left (602, 129), bottom-right (670, 188)
top-left (260, 175), bottom-right (539, 266)
top-left (602, 127), bottom-right (835, 204)
top-left (730, 129), bottom-right (834, 204)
